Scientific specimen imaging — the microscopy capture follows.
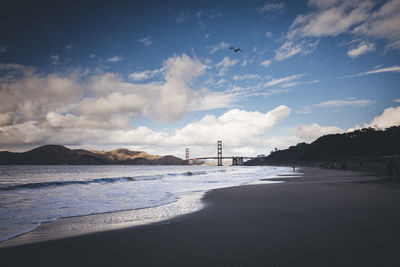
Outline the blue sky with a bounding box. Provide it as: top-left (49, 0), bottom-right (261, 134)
top-left (0, 0), bottom-right (399, 158)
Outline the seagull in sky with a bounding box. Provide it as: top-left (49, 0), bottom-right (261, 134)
top-left (230, 47), bottom-right (242, 53)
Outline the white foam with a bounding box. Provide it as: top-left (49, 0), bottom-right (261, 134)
top-left (0, 191), bottom-right (205, 247)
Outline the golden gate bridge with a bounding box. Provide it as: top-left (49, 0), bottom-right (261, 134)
top-left (185, 141), bottom-right (255, 166)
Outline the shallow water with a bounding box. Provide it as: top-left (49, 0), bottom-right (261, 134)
top-left (0, 165), bottom-right (291, 243)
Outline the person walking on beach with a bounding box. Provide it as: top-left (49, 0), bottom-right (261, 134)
top-left (293, 166), bottom-right (295, 172)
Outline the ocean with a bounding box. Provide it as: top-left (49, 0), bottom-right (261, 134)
top-left (0, 165), bottom-right (292, 244)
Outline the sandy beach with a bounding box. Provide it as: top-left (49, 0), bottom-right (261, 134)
top-left (1, 167), bottom-right (400, 266)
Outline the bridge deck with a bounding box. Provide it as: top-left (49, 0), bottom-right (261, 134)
top-left (189, 157), bottom-right (254, 160)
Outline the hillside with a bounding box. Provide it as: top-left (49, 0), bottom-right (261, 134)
top-left (245, 126), bottom-right (400, 166)
top-left (0, 145), bottom-right (185, 165)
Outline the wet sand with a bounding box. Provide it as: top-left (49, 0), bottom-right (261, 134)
top-left (1, 168), bottom-right (400, 266)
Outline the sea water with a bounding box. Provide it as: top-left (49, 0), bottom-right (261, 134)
top-left (0, 165), bottom-right (291, 244)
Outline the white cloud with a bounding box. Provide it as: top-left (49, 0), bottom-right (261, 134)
top-left (0, 67), bottom-right (83, 125)
top-left (395, 99), bottom-right (400, 103)
top-left (215, 56), bottom-right (238, 76)
top-left (290, 0), bottom-right (374, 38)
top-left (188, 90), bottom-right (240, 112)
top-left (233, 74), bottom-right (260, 80)
top-left (308, 0), bottom-right (341, 9)
top-left (272, 0), bottom-right (400, 63)
top-left (261, 122), bottom-right (344, 151)
top-left (367, 106), bottom-right (400, 129)
top-left (0, 53), bottom-right (213, 129)
top-left (172, 105), bottom-right (291, 146)
top-left (258, 2), bottom-right (284, 14)
top-left (351, 65), bottom-right (400, 77)
top-left (281, 82), bottom-right (299, 88)
top-left (316, 99), bottom-right (375, 108)
top-left (275, 40), bottom-right (318, 61)
top-left (289, 123), bottom-right (344, 143)
top-left (347, 42), bottom-right (375, 58)
top-left (50, 55), bottom-right (60, 65)
top-left (260, 59), bottom-right (271, 67)
top-left (106, 56), bottom-right (123, 63)
top-left (0, 45), bottom-right (7, 53)
top-left (0, 106), bottom-right (290, 156)
top-left (262, 88), bottom-right (291, 97)
top-left (0, 63), bottom-right (25, 70)
top-left (296, 106), bottom-right (313, 114)
top-left (84, 54), bottom-right (208, 121)
top-left (138, 36), bottom-right (153, 47)
top-left (209, 41), bottom-right (230, 54)
top-left (264, 74), bottom-right (302, 88)
top-left (129, 69), bottom-right (162, 81)
top-left (282, 0), bottom-right (400, 59)
top-left (353, 0), bottom-right (400, 50)
top-left (44, 112), bottom-right (130, 130)
top-left (0, 113), bottom-right (13, 126)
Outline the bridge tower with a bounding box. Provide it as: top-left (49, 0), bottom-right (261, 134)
top-left (217, 140), bottom-right (222, 166)
top-left (185, 148), bottom-right (189, 162)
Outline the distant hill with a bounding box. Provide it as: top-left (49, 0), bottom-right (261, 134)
top-left (245, 126), bottom-right (400, 166)
top-left (0, 145), bottom-right (185, 165)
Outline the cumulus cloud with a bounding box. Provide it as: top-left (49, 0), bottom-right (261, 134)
top-left (347, 42), bottom-right (376, 58)
top-left (188, 90), bottom-right (239, 112)
top-left (0, 66), bottom-right (83, 124)
top-left (0, 106), bottom-right (290, 156)
top-left (289, 123), bottom-right (344, 143)
top-left (0, 53), bottom-right (215, 132)
top-left (260, 122), bottom-right (344, 151)
top-left (348, 105), bottom-right (400, 132)
top-left (79, 54), bottom-right (209, 121)
top-left (0, 113), bottom-right (13, 126)
top-left (172, 105), bottom-right (291, 147)
top-left (367, 106), bottom-right (400, 129)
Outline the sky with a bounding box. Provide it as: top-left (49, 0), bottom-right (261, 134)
top-left (0, 0), bottom-right (399, 158)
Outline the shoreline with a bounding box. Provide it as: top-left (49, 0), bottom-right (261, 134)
top-left (1, 167), bottom-right (400, 266)
top-left (0, 191), bottom-right (205, 248)
top-left (0, 166), bottom-right (285, 247)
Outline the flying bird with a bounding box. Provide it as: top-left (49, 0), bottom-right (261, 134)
top-left (230, 47), bottom-right (242, 53)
